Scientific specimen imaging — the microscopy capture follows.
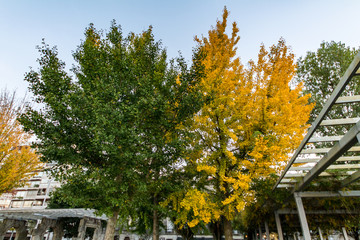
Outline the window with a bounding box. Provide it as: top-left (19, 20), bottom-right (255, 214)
top-left (37, 189), bottom-right (46, 196)
top-left (0, 199), bottom-right (11, 208)
top-left (16, 191), bottom-right (26, 198)
top-left (32, 200), bottom-right (43, 206)
top-left (23, 201), bottom-right (33, 207)
top-left (26, 190), bottom-right (37, 198)
top-left (11, 201), bottom-right (22, 208)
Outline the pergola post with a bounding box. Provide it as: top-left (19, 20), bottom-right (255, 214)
top-left (93, 225), bottom-right (102, 239)
top-left (75, 218), bottom-right (87, 240)
top-left (265, 221), bottom-right (270, 240)
top-left (318, 227), bottom-right (324, 240)
top-left (13, 220), bottom-right (28, 240)
top-left (52, 221), bottom-right (64, 240)
top-left (31, 218), bottom-right (56, 240)
top-left (274, 211), bottom-right (283, 240)
top-left (294, 193), bottom-right (311, 240)
top-left (0, 219), bottom-right (15, 240)
top-left (342, 227), bottom-right (349, 240)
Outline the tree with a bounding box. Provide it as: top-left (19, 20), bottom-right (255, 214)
top-left (127, 42), bottom-right (203, 240)
top-left (172, 8), bottom-right (313, 240)
top-left (0, 90), bottom-right (40, 194)
top-left (297, 41), bottom-right (360, 124)
top-left (20, 22), bottom-right (202, 240)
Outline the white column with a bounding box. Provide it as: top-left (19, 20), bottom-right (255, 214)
top-left (274, 211), bottom-right (283, 240)
top-left (318, 227), bottom-right (324, 240)
top-left (342, 227), bottom-right (349, 240)
top-left (294, 193), bottom-right (311, 240)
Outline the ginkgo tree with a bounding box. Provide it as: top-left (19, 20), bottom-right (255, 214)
top-left (0, 90), bottom-right (40, 194)
top-left (19, 22), bottom-right (203, 240)
top-left (170, 8), bottom-right (313, 240)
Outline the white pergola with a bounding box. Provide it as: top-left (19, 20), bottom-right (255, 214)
top-left (272, 51), bottom-right (360, 240)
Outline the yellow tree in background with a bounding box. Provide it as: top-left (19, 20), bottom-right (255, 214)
top-left (174, 8), bottom-right (313, 240)
top-left (0, 91), bottom-right (40, 194)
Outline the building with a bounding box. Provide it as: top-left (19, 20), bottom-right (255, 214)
top-left (0, 163), bottom-right (60, 209)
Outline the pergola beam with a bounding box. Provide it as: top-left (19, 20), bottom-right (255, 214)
top-left (295, 124), bottom-right (360, 192)
top-left (295, 156), bottom-right (360, 163)
top-left (309, 136), bottom-right (343, 142)
top-left (320, 118), bottom-right (360, 126)
top-left (298, 191), bottom-right (360, 198)
top-left (335, 95), bottom-right (360, 104)
top-left (300, 146), bottom-right (360, 154)
top-left (341, 170), bottom-right (360, 187)
top-left (283, 172), bottom-right (332, 178)
top-left (290, 163), bottom-right (360, 171)
top-left (277, 209), bottom-right (360, 215)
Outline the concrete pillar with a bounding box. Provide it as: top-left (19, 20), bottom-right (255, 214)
top-left (75, 218), bottom-right (87, 240)
top-left (274, 211), bottom-right (283, 240)
top-left (0, 219), bottom-right (16, 240)
top-left (52, 221), bottom-right (64, 240)
top-left (31, 218), bottom-right (56, 240)
top-left (294, 193), bottom-right (311, 240)
top-left (13, 220), bottom-right (28, 240)
top-left (93, 225), bottom-right (102, 240)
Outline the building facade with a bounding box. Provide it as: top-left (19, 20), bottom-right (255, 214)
top-left (0, 163), bottom-right (60, 210)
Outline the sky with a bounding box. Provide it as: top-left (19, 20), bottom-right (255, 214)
top-left (1, 0), bottom-right (360, 98)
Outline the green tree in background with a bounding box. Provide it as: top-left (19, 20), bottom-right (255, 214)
top-left (20, 22), bottom-right (202, 240)
top-left (297, 41), bottom-right (360, 124)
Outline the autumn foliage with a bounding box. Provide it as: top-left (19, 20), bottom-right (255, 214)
top-left (170, 8), bottom-right (313, 239)
top-left (0, 91), bottom-right (40, 194)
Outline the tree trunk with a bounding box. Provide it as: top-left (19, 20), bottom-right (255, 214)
top-left (153, 195), bottom-right (159, 240)
top-left (210, 221), bottom-right (223, 240)
top-left (104, 209), bottom-right (119, 240)
top-left (247, 230), bottom-right (253, 240)
top-left (223, 218), bottom-right (233, 240)
top-left (153, 209), bottom-right (159, 240)
top-left (175, 224), bottom-right (194, 240)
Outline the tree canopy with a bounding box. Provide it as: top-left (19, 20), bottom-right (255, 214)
top-left (297, 41), bottom-right (360, 123)
top-left (169, 8), bottom-right (313, 240)
top-left (19, 21), bottom-right (202, 240)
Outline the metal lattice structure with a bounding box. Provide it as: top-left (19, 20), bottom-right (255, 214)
top-left (274, 52), bottom-right (360, 192)
top-left (266, 52), bottom-right (360, 240)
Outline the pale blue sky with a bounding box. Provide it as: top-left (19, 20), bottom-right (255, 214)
top-left (1, 0), bottom-right (360, 97)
